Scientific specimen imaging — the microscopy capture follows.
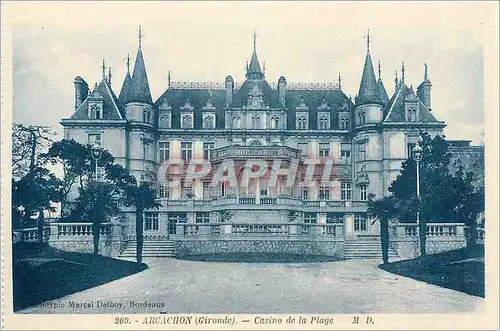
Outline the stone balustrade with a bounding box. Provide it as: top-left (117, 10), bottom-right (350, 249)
top-left (174, 222), bottom-right (343, 238)
top-left (21, 227), bottom-right (51, 242)
top-left (211, 145), bottom-right (301, 161)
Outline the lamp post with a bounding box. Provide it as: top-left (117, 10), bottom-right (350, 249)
top-left (412, 142), bottom-right (423, 225)
top-left (91, 144), bottom-right (103, 181)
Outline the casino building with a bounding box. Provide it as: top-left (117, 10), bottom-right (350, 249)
top-left (61, 28), bottom-right (469, 259)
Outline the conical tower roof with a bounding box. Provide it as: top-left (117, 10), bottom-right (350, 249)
top-left (356, 51), bottom-right (382, 106)
top-left (246, 31), bottom-right (264, 80)
top-left (128, 47), bottom-right (153, 104)
top-left (118, 72), bottom-right (132, 105)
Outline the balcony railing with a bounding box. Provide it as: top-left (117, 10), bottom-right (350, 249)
top-left (211, 145), bottom-right (301, 161)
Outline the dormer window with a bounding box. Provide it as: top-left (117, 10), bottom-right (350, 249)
top-left (159, 114), bottom-right (170, 128)
top-left (182, 114), bottom-right (193, 129)
top-left (340, 117), bottom-right (349, 130)
top-left (271, 115), bottom-right (280, 129)
top-left (297, 116), bottom-right (308, 130)
top-left (406, 107), bottom-right (418, 122)
top-left (90, 104), bottom-right (102, 119)
top-left (203, 114), bottom-right (215, 129)
top-left (319, 116), bottom-right (329, 130)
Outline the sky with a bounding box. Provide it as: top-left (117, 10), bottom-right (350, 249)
top-left (10, 2), bottom-right (489, 144)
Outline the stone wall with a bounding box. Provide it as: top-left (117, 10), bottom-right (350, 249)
top-left (48, 237), bottom-right (122, 257)
top-left (176, 238), bottom-right (345, 258)
top-left (390, 237), bottom-right (467, 259)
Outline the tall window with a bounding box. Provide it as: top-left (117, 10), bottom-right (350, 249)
top-left (144, 212), bottom-right (159, 231)
top-left (297, 142), bottom-right (308, 157)
top-left (203, 142), bottom-right (214, 160)
top-left (271, 115), bottom-right (279, 129)
top-left (357, 142), bottom-right (366, 161)
top-left (220, 182), bottom-right (227, 197)
top-left (341, 181), bottom-right (352, 201)
top-left (181, 142), bottom-right (193, 161)
top-left (196, 212), bottom-right (210, 224)
top-left (340, 145), bottom-right (351, 164)
top-left (407, 108), bottom-right (418, 122)
top-left (300, 184), bottom-right (308, 200)
top-left (319, 116), bottom-right (329, 130)
top-left (297, 116), bottom-right (307, 130)
top-left (88, 134), bottom-right (101, 146)
top-left (143, 109), bottom-right (151, 123)
top-left (319, 143), bottom-right (330, 157)
top-left (340, 116), bottom-right (349, 130)
top-left (203, 181), bottom-right (211, 198)
top-left (354, 214), bottom-right (367, 231)
top-left (319, 185), bottom-right (330, 200)
top-left (182, 114), bottom-right (193, 129)
top-left (158, 142), bottom-right (170, 163)
top-left (233, 116), bottom-right (241, 129)
top-left (158, 182), bottom-right (170, 199)
top-left (251, 115), bottom-right (261, 129)
top-left (181, 181), bottom-right (193, 198)
top-left (360, 185), bottom-right (368, 201)
top-left (407, 142), bottom-right (416, 159)
top-left (91, 105), bottom-right (102, 120)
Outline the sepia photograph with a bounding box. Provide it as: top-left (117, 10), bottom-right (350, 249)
top-left (1, 1), bottom-right (498, 330)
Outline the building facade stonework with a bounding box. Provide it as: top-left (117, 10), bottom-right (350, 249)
top-left (61, 31), bottom-right (473, 257)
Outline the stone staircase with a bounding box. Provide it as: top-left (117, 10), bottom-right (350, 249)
top-left (119, 240), bottom-right (176, 258)
top-left (344, 237), bottom-right (399, 259)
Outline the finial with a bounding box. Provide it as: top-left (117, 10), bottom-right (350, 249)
top-left (126, 54), bottom-right (130, 74)
top-left (338, 73), bottom-right (342, 90)
top-left (253, 29), bottom-right (257, 53)
top-left (366, 29), bottom-right (370, 53)
top-left (138, 25), bottom-right (144, 48)
top-left (246, 60), bottom-right (249, 72)
top-left (395, 71), bottom-right (399, 88)
top-left (168, 71), bottom-right (171, 87)
top-left (108, 66), bottom-right (112, 85)
top-left (401, 62), bottom-right (405, 82)
top-left (424, 63), bottom-right (429, 81)
top-left (378, 61), bottom-right (381, 81)
top-left (101, 58), bottom-right (106, 80)
top-left (263, 61), bottom-right (266, 76)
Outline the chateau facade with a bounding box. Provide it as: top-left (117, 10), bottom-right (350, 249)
top-left (61, 29), bottom-right (455, 257)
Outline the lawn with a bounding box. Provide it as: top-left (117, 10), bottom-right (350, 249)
top-left (12, 243), bottom-right (147, 311)
top-left (380, 244), bottom-right (484, 297)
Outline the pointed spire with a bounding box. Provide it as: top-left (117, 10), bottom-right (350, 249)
top-left (101, 58), bottom-right (106, 81)
top-left (401, 61), bottom-right (405, 82)
top-left (338, 73), bottom-right (342, 90)
top-left (126, 54), bottom-right (131, 74)
top-left (108, 66), bottom-right (112, 86)
top-left (128, 28), bottom-right (153, 104)
top-left (424, 63), bottom-right (429, 81)
top-left (138, 25), bottom-right (144, 49)
top-left (395, 71), bottom-right (399, 89)
top-left (357, 33), bottom-right (382, 106)
top-left (263, 61), bottom-right (266, 76)
top-left (246, 30), bottom-right (264, 80)
top-left (168, 71), bottom-right (171, 87)
top-left (378, 61), bottom-right (381, 81)
top-left (366, 29), bottom-right (370, 53)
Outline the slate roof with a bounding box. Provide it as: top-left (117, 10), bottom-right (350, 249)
top-left (70, 80), bottom-right (124, 120)
top-left (377, 79), bottom-right (390, 106)
top-left (246, 51), bottom-right (264, 80)
top-left (128, 47), bottom-right (153, 104)
top-left (356, 52), bottom-right (383, 106)
top-left (285, 89), bottom-right (352, 130)
top-left (118, 72), bottom-right (132, 106)
top-left (384, 83), bottom-right (440, 123)
top-left (154, 88), bottom-right (226, 129)
top-left (229, 79), bottom-right (282, 109)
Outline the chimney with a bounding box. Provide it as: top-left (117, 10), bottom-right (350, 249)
top-left (278, 76), bottom-right (287, 108)
top-left (73, 76), bottom-right (89, 110)
top-left (225, 75), bottom-right (234, 107)
top-left (417, 63), bottom-right (432, 110)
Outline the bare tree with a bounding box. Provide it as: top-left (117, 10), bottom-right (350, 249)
top-left (12, 124), bottom-right (56, 179)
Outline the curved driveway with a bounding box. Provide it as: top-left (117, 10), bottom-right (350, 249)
top-left (21, 258), bottom-right (484, 314)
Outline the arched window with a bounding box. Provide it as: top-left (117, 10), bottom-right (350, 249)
top-left (159, 115), bottom-right (169, 128)
top-left (143, 108), bottom-right (151, 123)
top-left (233, 115), bottom-right (241, 129)
top-left (297, 116), bottom-right (307, 130)
top-left (251, 115), bottom-right (261, 129)
top-left (249, 140), bottom-right (263, 146)
top-left (319, 116), bottom-right (329, 130)
top-left (271, 115), bottom-right (279, 129)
